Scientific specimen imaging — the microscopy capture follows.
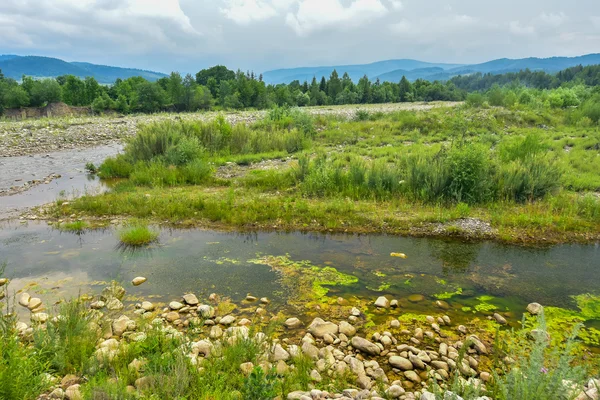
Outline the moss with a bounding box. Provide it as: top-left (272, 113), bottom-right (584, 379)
top-left (574, 293), bottom-right (600, 320)
top-left (541, 293), bottom-right (600, 346)
top-left (397, 313), bottom-right (429, 324)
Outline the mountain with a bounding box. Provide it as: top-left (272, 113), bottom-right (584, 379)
top-left (0, 55), bottom-right (168, 83)
top-left (446, 54), bottom-right (600, 76)
top-left (262, 59), bottom-right (463, 84)
top-left (264, 54), bottom-right (600, 84)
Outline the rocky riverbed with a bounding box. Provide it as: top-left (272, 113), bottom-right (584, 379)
top-left (5, 276), bottom-right (596, 400)
top-left (0, 103), bottom-right (458, 158)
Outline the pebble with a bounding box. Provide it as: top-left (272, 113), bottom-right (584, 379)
top-left (132, 277), bottom-right (147, 286)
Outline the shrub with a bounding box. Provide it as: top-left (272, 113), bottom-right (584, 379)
top-left (98, 155), bottom-right (134, 179)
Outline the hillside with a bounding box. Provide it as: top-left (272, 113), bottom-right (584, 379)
top-left (265, 54), bottom-right (600, 84)
top-left (262, 59), bottom-right (463, 84)
top-left (0, 55), bottom-right (167, 83)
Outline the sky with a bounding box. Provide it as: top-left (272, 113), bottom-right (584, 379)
top-left (0, 0), bottom-right (599, 74)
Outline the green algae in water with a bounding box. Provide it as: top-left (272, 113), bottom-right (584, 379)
top-left (249, 255), bottom-right (358, 304)
top-left (540, 293), bottom-right (600, 346)
top-left (434, 287), bottom-right (463, 300)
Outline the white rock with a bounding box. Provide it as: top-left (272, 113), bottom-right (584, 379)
top-left (132, 277), bottom-right (147, 286)
top-left (374, 296), bottom-right (390, 308)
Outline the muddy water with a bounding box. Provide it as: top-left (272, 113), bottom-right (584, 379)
top-left (0, 144), bottom-right (121, 218)
top-left (1, 222), bottom-right (598, 325)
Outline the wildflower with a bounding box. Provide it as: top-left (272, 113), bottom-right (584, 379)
top-left (540, 367), bottom-right (548, 374)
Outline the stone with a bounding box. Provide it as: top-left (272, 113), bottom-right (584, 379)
top-left (245, 295), bottom-right (258, 302)
top-left (389, 356), bottom-right (413, 370)
top-left (65, 384), bottom-right (82, 400)
top-left (493, 313), bottom-right (507, 325)
top-left (288, 391), bottom-right (309, 400)
top-left (27, 297), bottom-right (42, 311)
top-left (436, 300), bottom-right (450, 310)
top-left (276, 359), bottom-right (289, 375)
top-left (480, 372), bottom-right (491, 382)
top-left (209, 325), bottom-right (223, 339)
top-left (339, 321), bottom-right (357, 336)
top-left (238, 318), bottom-right (251, 326)
top-left (351, 336), bottom-right (381, 356)
top-left (468, 336), bottom-right (488, 354)
top-left (404, 370), bottom-right (421, 383)
top-left (141, 301), bottom-right (155, 311)
top-left (271, 344), bottom-right (291, 362)
top-left (198, 305), bottom-right (215, 318)
top-left (0, 278), bottom-right (8, 287)
top-left (458, 325), bottom-right (468, 334)
top-left (310, 369), bottom-right (322, 382)
top-left (409, 353), bottom-right (425, 369)
top-left (135, 376), bottom-right (153, 390)
top-left (90, 301), bottom-right (105, 310)
top-left (183, 294), bottom-right (199, 305)
top-left (421, 392), bottom-right (436, 400)
top-left (240, 362), bottom-right (254, 376)
top-left (106, 298), bottom-right (123, 311)
top-left (165, 311), bottom-right (180, 322)
top-left (575, 387), bottom-right (598, 400)
top-left (18, 292), bottom-right (31, 307)
top-left (113, 315), bottom-right (133, 337)
top-left (374, 296), bottom-right (390, 308)
top-left (132, 277), bottom-right (147, 286)
top-left (408, 294), bottom-right (425, 303)
top-left (527, 302), bottom-right (543, 315)
top-left (390, 320), bottom-right (400, 328)
top-left (49, 388), bottom-right (65, 399)
top-left (220, 315), bottom-right (236, 326)
top-left (307, 318), bottom-right (338, 338)
top-left (285, 317), bottom-right (303, 329)
top-left (169, 301), bottom-right (184, 310)
top-left (31, 312), bottom-right (49, 323)
top-left (386, 384), bottom-right (405, 398)
top-left (301, 341), bottom-right (319, 360)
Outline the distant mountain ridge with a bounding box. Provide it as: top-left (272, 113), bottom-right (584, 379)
top-left (0, 55), bottom-right (167, 83)
top-left (263, 54), bottom-right (600, 84)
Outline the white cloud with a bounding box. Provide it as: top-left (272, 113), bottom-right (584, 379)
top-left (591, 16), bottom-right (600, 28)
top-left (537, 12), bottom-right (567, 27)
top-left (221, 0), bottom-right (278, 24)
top-left (389, 19), bottom-right (411, 34)
top-left (509, 21), bottom-right (535, 36)
top-left (389, 0), bottom-right (403, 11)
top-left (285, 0), bottom-right (388, 35)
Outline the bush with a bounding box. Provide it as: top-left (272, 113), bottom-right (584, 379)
top-left (118, 223), bottom-right (159, 246)
top-left (98, 155), bottom-right (134, 178)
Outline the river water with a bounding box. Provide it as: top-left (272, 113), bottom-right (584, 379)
top-left (1, 222), bottom-right (598, 326)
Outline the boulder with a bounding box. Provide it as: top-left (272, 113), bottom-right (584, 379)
top-left (220, 315), bottom-right (236, 326)
top-left (183, 294), bottom-right (199, 306)
top-left (284, 317), bottom-right (303, 329)
top-left (351, 336), bottom-right (381, 356)
top-left (527, 302), bottom-right (543, 315)
top-left (307, 318), bottom-right (338, 338)
top-left (339, 321), bottom-right (357, 336)
top-left (389, 356), bottom-right (413, 370)
top-left (374, 296), bottom-right (390, 308)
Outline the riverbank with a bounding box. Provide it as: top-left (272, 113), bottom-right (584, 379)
top-left (1, 276), bottom-right (598, 400)
top-left (0, 103), bottom-right (454, 157)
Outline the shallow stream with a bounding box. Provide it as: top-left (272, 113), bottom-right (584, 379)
top-left (1, 222), bottom-right (598, 329)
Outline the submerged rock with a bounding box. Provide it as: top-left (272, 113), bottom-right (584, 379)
top-left (526, 302), bottom-right (543, 315)
top-left (132, 277), bottom-right (147, 286)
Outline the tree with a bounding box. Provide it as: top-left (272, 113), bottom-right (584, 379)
top-left (196, 65), bottom-right (235, 86)
top-left (61, 75), bottom-right (86, 106)
top-left (134, 82), bottom-right (167, 113)
top-left (3, 85), bottom-right (30, 108)
top-left (30, 79), bottom-right (62, 107)
top-left (327, 70), bottom-right (342, 100)
top-left (398, 76), bottom-right (413, 102)
top-left (357, 75), bottom-right (372, 104)
top-left (167, 72), bottom-right (185, 110)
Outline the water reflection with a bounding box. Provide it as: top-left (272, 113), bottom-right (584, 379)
top-left (428, 239), bottom-right (482, 274)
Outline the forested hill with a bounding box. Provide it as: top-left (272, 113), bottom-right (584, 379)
top-left (264, 54), bottom-right (600, 84)
top-left (0, 56), bottom-right (167, 83)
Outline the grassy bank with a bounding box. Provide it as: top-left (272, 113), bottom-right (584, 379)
top-left (40, 98), bottom-right (600, 244)
top-left (1, 273), bottom-right (598, 400)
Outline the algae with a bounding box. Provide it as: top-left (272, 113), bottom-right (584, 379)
top-left (434, 287), bottom-right (463, 300)
top-left (249, 255), bottom-right (358, 306)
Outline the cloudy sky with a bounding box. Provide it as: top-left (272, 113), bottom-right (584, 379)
top-left (0, 0), bottom-right (599, 74)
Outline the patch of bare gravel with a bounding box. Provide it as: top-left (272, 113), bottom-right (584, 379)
top-left (412, 217), bottom-right (497, 239)
top-left (0, 102), bottom-right (460, 157)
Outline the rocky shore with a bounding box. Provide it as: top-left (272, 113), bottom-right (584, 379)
top-left (0, 103), bottom-right (455, 158)
top-left (4, 276), bottom-right (595, 400)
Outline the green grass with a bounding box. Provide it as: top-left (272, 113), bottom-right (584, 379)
top-left (117, 224), bottom-right (159, 246)
top-left (58, 220), bottom-right (89, 232)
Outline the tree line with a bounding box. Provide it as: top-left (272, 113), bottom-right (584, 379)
top-left (1, 63), bottom-right (599, 115)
